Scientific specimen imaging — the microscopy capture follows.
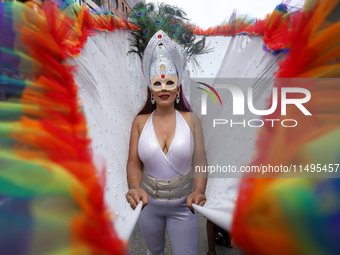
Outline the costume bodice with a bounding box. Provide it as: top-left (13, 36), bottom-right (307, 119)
top-left (138, 110), bottom-right (194, 179)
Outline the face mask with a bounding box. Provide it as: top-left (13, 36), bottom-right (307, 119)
top-left (150, 75), bottom-right (178, 91)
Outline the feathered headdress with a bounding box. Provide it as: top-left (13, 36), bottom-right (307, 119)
top-left (126, 2), bottom-right (211, 88)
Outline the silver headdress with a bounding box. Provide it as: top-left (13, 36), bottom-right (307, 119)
top-left (143, 30), bottom-right (187, 89)
top-left (127, 2), bottom-right (211, 89)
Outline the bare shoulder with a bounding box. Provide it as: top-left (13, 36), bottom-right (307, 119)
top-left (178, 110), bottom-right (189, 122)
top-left (178, 111), bottom-right (200, 129)
top-left (133, 113), bottom-right (152, 135)
top-left (189, 112), bottom-right (200, 123)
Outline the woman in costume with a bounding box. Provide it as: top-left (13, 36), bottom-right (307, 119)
top-left (2, 0), bottom-right (340, 254)
top-left (124, 3), bottom-right (209, 254)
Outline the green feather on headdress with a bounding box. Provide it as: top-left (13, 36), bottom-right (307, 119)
top-left (126, 2), bottom-right (212, 69)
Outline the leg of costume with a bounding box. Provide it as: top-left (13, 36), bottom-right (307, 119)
top-left (165, 198), bottom-right (198, 255)
top-left (138, 196), bottom-right (198, 255)
top-left (138, 197), bottom-right (166, 255)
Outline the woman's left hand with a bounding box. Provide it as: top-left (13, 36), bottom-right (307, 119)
top-left (187, 191), bottom-right (206, 214)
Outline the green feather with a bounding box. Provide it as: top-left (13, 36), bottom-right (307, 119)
top-left (126, 1), bottom-right (213, 69)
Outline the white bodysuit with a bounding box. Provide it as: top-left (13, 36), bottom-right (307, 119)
top-left (137, 110), bottom-right (198, 255)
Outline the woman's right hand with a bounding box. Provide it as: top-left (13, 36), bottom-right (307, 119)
top-left (126, 188), bottom-right (148, 210)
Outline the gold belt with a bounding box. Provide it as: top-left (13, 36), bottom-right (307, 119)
top-left (141, 170), bottom-right (193, 200)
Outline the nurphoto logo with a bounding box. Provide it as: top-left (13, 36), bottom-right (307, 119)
top-left (197, 82), bottom-right (312, 128)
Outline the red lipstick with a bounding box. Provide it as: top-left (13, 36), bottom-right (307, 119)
top-left (159, 94), bottom-right (170, 99)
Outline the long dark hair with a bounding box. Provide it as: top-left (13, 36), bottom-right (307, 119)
top-left (137, 85), bottom-right (191, 115)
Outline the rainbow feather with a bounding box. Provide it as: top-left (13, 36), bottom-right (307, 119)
top-left (232, 1), bottom-right (340, 254)
top-left (0, 1), bottom-right (126, 254)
